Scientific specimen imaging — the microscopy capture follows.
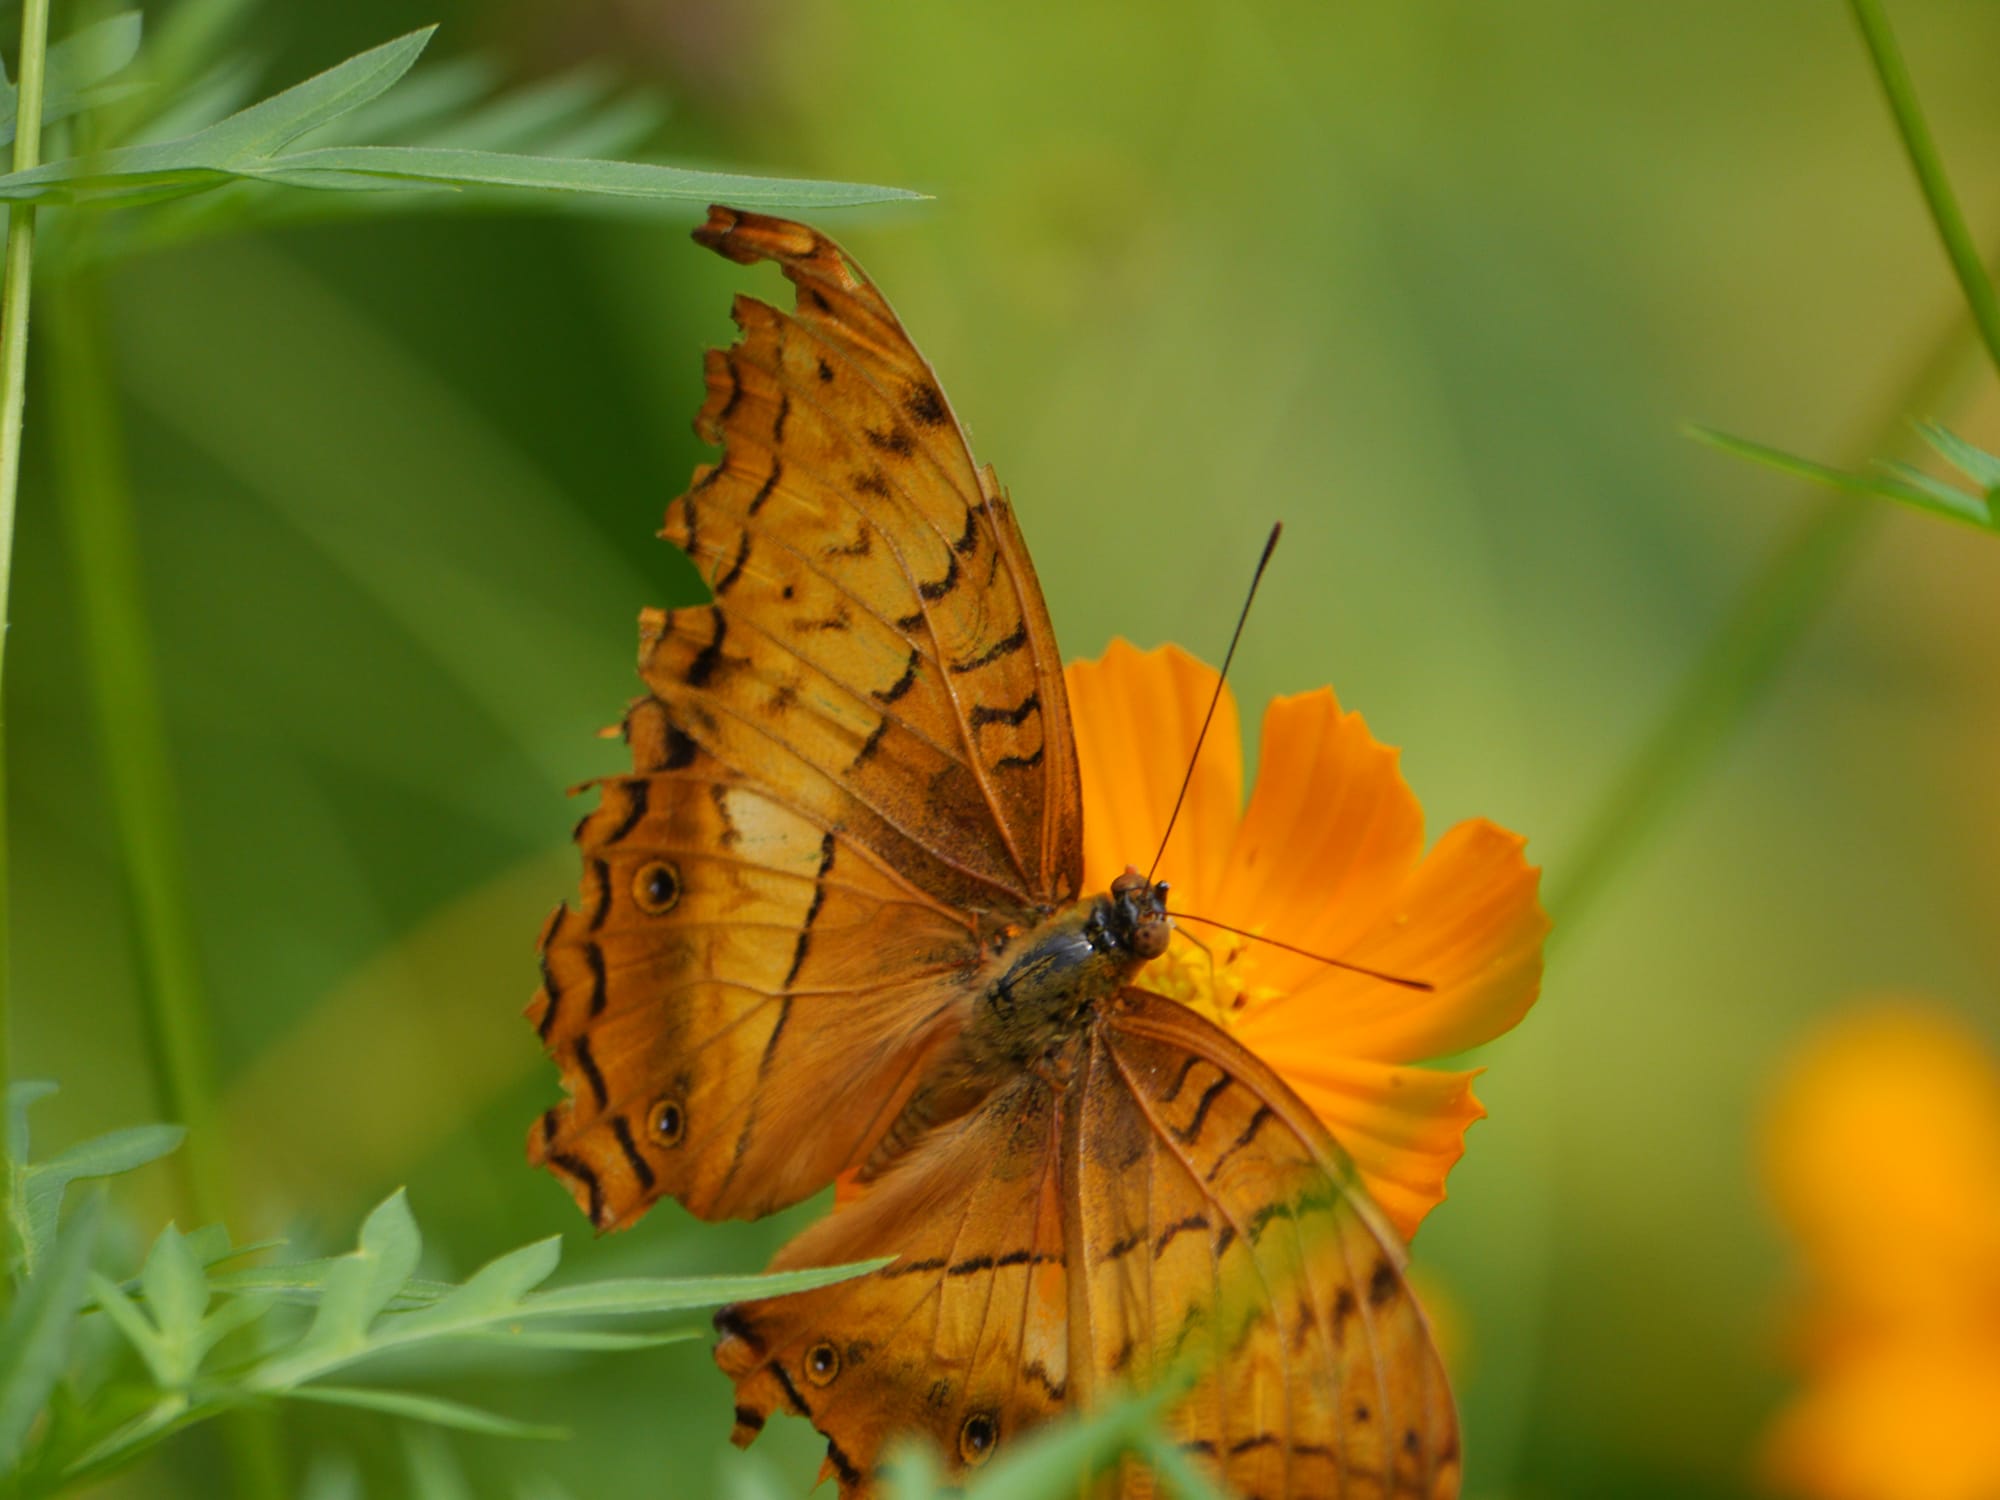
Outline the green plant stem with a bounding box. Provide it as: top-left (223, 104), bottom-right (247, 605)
top-left (0, 0), bottom-right (53, 1232)
top-left (44, 272), bottom-right (228, 1226)
top-left (46, 268), bottom-right (289, 1500)
top-left (1547, 306), bottom-right (1984, 937)
top-left (1848, 0), bottom-right (2000, 380)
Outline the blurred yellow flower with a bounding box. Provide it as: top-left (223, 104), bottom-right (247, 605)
top-left (1763, 1005), bottom-right (2000, 1500)
top-left (1067, 641), bottom-right (1548, 1240)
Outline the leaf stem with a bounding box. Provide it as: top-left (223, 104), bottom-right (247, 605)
top-left (1847, 0), bottom-right (2000, 380)
top-left (1548, 304), bottom-right (1984, 937)
top-left (0, 0), bottom-right (53, 1224)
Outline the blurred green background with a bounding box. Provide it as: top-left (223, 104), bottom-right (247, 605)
top-left (12, 0), bottom-right (2000, 1494)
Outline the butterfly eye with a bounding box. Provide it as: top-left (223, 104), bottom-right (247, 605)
top-left (804, 1341), bottom-right (841, 1386)
top-left (632, 860), bottom-right (681, 915)
top-left (958, 1411), bottom-right (998, 1466)
top-left (649, 1097), bottom-right (686, 1147)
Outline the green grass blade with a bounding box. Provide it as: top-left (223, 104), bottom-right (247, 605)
top-left (1848, 0), bottom-right (2000, 379)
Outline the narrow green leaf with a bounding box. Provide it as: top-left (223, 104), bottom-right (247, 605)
top-left (520, 1259), bottom-right (892, 1318)
top-left (288, 1189), bottom-right (423, 1362)
top-left (194, 1289), bottom-right (274, 1360)
top-left (458, 1325), bottom-right (701, 1352)
top-left (138, 1223), bottom-right (209, 1379)
top-left (392, 1236), bottom-right (561, 1336)
top-left (286, 1384), bottom-right (565, 1440)
top-left (88, 1270), bottom-right (172, 1385)
top-left (0, 11), bottom-right (145, 147)
top-left (1917, 419), bottom-right (2000, 492)
top-left (1877, 458), bottom-right (1990, 516)
top-left (1131, 1431), bottom-right (1232, 1500)
top-left (1687, 424), bottom-right (1994, 531)
top-left (208, 1256), bottom-right (451, 1306)
top-left (20, 1123), bottom-right (183, 1274)
top-left (60, 1390), bottom-right (193, 1477)
top-left (246, 145), bottom-right (923, 208)
top-left (5, 1080), bottom-right (57, 1163)
top-left (0, 1194), bottom-right (104, 1469)
top-left (180, 28), bottom-right (434, 159)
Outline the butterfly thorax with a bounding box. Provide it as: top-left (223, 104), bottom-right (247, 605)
top-left (859, 874), bottom-right (1169, 1183)
top-left (975, 870), bottom-right (1172, 1066)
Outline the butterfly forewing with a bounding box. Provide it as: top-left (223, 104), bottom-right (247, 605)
top-left (530, 700), bottom-right (978, 1225)
top-left (672, 206), bottom-right (1082, 907)
top-left (530, 207), bottom-right (1087, 1226)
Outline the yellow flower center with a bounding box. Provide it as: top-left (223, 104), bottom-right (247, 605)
top-left (1144, 925), bottom-right (1278, 1028)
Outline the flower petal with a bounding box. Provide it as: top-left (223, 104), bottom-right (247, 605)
top-left (1239, 818), bottom-right (1546, 1064)
top-left (1209, 688), bottom-right (1425, 997)
top-left (1235, 1046), bottom-right (1485, 1241)
top-left (1765, 1005), bottom-right (2000, 1321)
top-left (1066, 641), bottom-right (1241, 903)
top-left (1763, 1339), bottom-right (2000, 1500)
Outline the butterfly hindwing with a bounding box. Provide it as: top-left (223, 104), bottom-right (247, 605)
top-left (714, 991), bottom-right (1460, 1499)
top-left (1094, 991), bottom-right (1461, 1499)
top-left (714, 1076), bottom-right (1074, 1493)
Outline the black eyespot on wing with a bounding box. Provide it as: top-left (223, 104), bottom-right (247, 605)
top-left (958, 1411), bottom-right (998, 1466)
top-left (804, 1340), bottom-right (841, 1387)
top-left (649, 1096), bottom-right (687, 1147)
top-left (632, 860), bottom-right (682, 915)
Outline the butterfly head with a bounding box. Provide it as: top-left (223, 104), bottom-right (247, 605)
top-left (1105, 868), bottom-right (1172, 961)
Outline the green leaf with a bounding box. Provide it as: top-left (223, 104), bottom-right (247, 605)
top-left (179, 28), bottom-right (434, 159)
top-left (138, 1224), bottom-right (209, 1382)
top-left (286, 1189), bottom-right (422, 1364)
top-left (1917, 419), bottom-right (2000, 492)
top-left (6, 1080), bottom-right (58, 1163)
top-left (0, 11), bottom-right (146, 147)
top-left (243, 145), bottom-right (920, 209)
top-left (1687, 424), bottom-right (1995, 531)
top-left (519, 1259), bottom-right (892, 1318)
top-left (458, 1326), bottom-right (701, 1353)
top-left (392, 1236), bottom-right (561, 1336)
top-left (1131, 1430), bottom-right (1233, 1500)
top-left (89, 1271), bottom-right (172, 1385)
top-left (18, 1122), bottom-right (183, 1275)
top-left (0, 1194), bottom-right (104, 1470)
top-left (286, 1384), bottom-right (565, 1440)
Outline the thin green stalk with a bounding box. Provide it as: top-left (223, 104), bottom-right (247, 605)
top-left (1547, 306), bottom-right (1983, 937)
top-left (1848, 0), bottom-right (2000, 380)
top-left (45, 271), bottom-right (229, 1228)
top-left (0, 0), bottom-right (53, 1228)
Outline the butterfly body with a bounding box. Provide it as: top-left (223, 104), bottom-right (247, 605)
top-left (530, 206), bottom-right (1479, 1499)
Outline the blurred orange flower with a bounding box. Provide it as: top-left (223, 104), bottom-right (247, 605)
top-left (1763, 1005), bottom-right (2000, 1500)
top-left (1067, 641), bottom-right (1548, 1239)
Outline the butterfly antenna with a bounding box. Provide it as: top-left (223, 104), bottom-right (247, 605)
top-left (1167, 911), bottom-right (1435, 992)
top-left (1147, 523), bottom-right (1283, 884)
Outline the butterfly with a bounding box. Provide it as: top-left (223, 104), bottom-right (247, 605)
top-left (527, 206), bottom-right (1460, 1498)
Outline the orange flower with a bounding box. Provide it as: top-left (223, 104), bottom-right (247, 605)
top-left (1068, 641), bottom-right (1548, 1239)
top-left (1762, 1005), bottom-right (2000, 1500)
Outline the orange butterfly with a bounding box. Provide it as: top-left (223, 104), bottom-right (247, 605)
top-left (529, 206), bottom-right (1533, 1498)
